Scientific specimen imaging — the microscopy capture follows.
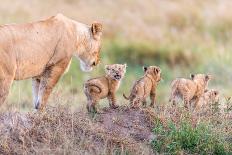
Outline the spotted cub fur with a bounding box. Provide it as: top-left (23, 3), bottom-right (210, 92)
top-left (169, 74), bottom-right (211, 109)
top-left (123, 66), bottom-right (162, 108)
top-left (84, 64), bottom-right (126, 112)
top-left (196, 89), bottom-right (219, 110)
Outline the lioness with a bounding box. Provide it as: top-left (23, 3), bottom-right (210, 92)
top-left (169, 74), bottom-right (211, 109)
top-left (123, 66), bottom-right (162, 108)
top-left (0, 14), bottom-right (102, 110)
top-left (84, 64), bottom-right (127, 112)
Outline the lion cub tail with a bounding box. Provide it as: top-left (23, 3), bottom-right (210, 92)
top-left (84, 83), bottom-right (101, 94)
top-left (123, 93), bottom-right (130, 100)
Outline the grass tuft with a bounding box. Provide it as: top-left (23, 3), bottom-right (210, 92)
top-left (151, 105), bottom-right (232, 155)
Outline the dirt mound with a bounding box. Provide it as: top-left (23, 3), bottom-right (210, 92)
top-left (96, 106), bottom-right (155, 142)
top-left (0, 106), bottom-right (157, 155)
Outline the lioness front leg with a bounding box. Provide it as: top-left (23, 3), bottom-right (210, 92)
top-left (107, 92), bottom-right (119, 109)
top-left (32, 77), bottom-right (40, 108)
top-left (35, 60), bottom-right (69, 110)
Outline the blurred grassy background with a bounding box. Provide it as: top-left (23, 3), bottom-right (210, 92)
top-left (2, 0), bottom-right (232, 111)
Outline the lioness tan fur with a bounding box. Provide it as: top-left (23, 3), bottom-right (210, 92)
top-left (169, 74), bottom-right (211, 109)
top-left (84, 64), bottom-right (127, 112)
top-left (0, 13), bottom-right (102, 110)
top-left (123, 66), bottom-right (162, 108)
top-left (196, 89), bottom-right (219, 110)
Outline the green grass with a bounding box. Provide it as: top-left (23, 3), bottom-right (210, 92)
top-left (151, 119), bottom-right (229, 155)
top-left (103, 39), bottom-right (202, 67)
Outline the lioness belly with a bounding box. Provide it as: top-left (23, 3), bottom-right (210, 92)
top-left (14, 61), bottom-right (47, 80)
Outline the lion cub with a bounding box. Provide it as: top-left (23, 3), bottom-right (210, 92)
top-left (84, 64), bottom-right (127, 112)
top-left (169, 74), bottom-right (211, 109)
top-left (196, 89), bottom-right (219, 110)
top-left (123, 66), bottom-right (162, 108)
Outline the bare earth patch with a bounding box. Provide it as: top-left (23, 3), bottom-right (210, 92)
top-left (0, 106), bottom-right (157, 155)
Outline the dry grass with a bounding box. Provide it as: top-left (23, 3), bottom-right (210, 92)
top-left (0, 105), bottom-right (159, 155)
top-left (0, 102), bottom-right (231, 154)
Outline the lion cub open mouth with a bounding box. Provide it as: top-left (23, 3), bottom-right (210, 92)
top-left (84, 64), bottom-right (127, 113)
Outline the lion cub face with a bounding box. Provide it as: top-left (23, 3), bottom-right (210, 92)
top-left (105, 64), bottom-right (127, 80)
top-left (197, 89), bottom-right (219, 110)
top-left (84, 63), bottom-right (126, 112)
top-left (143, 66), bottom-right (162, 82)
top-left (204, 89), bottom-right (219, 103)
top-left (190, 74), bottom-right (211, 88)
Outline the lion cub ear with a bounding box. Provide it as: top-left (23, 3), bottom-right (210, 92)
top-left (214, 91), bottom-right (219, 96)
top-left (143, 66), bottom-right (148, 72)
top-left (123, 64), bottom-right (127, 69)
top-left (205, 74), bottom-right (212, 81)
top-left (91, 22), bottom-right (102, 40)
top-left (154, 67), bottom-right (161, 74)
top-left (190, 74), bottom-right (195, 80)
top-left (105, 65), bottom-right (110, 71)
